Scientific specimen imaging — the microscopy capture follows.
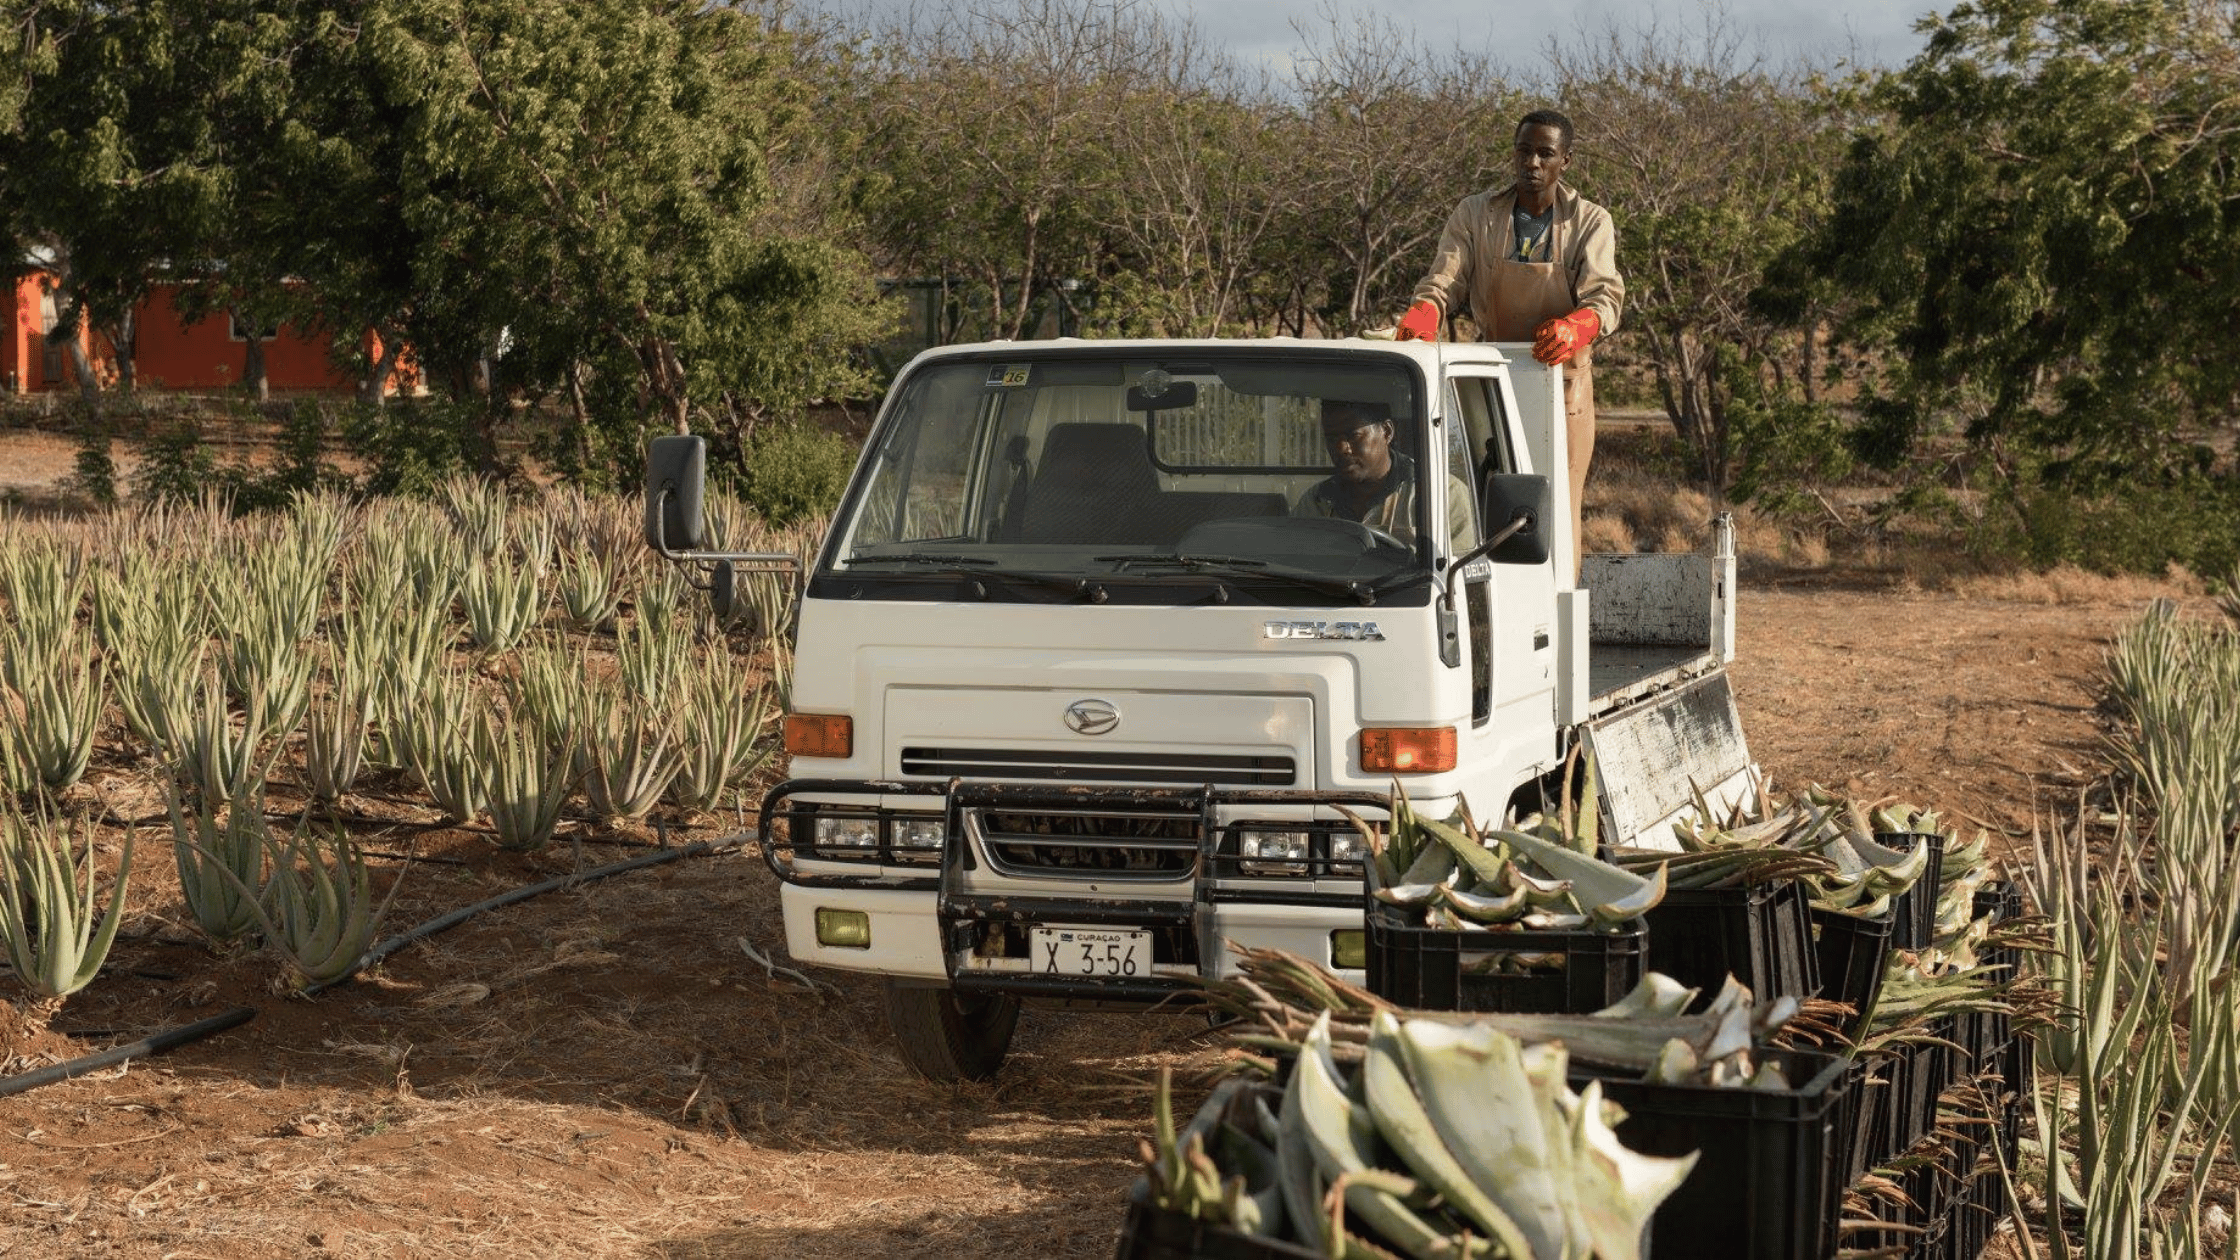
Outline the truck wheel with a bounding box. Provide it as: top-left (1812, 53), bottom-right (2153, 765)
top-left (882, 980), bottom-right (1020, 1082)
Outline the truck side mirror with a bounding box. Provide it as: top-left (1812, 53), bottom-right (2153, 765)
top-left (1479, 474), bottom-right (1553, 565)
top-left (644, 435), bottom-right (706, 554)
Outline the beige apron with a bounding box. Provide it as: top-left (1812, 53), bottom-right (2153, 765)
top-left (1482, 210), bottom-right (1596, 572)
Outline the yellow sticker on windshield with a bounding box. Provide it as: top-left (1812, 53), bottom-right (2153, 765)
top-left (988, 364), bottom-right (1031, 388)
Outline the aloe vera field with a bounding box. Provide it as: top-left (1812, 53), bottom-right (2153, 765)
top-left (0, 433), bottom-right (2223, 1258)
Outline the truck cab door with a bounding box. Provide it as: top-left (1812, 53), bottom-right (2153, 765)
top-left (1445, 371), bottom-right (1560, 807)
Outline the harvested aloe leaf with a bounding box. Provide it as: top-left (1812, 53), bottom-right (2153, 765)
top-left (1491, 826), bottom-right (1659, 912)
top-left (1594, 972), bottom-right (1698, 1019)
top-left (1437, 882), bottom-right (1529, 923)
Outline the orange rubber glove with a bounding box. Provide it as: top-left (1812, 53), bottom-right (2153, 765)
top-left (1532, 308), bottom-right (1601, 365)
top-left (1396, 300), bottom-right (1441, 342)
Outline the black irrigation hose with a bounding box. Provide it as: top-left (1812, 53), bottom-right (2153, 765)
top-left (303, 839), bottom-right (724, 995)
top-left (0, 839), bottom-right (733, 1096)
top-left (0, 1006), bottom-right (257, 1099)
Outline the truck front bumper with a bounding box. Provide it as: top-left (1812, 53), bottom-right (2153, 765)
top-left (759, 778), bottom-right (1392, 1002)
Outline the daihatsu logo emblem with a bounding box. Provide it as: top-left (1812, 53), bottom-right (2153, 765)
top-left (1064, 699), bottom-right (1120, 735)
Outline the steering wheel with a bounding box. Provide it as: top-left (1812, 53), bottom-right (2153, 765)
top-left (1360, 523), bottom-right (1413, 554)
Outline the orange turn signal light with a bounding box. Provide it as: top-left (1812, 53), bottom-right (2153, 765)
top-left (784, 713), bottom-right (853, 759)
top-left (1359, 726), bottom-right (1457, 774)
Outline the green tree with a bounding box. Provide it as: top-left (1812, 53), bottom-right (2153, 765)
top-left (1801, 0), bottom-right (2240, 570)
top-left (1555, 17), bottom-right (1838, 494)
top-left (0, 0), bottom-right (244, 396)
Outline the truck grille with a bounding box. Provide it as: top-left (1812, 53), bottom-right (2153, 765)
top-left (903, 746), bottom-right (1295, 787)
top-left (974, 808), bottom-right (1200, 879)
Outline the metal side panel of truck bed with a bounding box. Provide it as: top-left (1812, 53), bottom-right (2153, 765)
top-left (1573, 518), bottom-right (1753, 847)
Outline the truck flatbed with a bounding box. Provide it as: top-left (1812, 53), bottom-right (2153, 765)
top-left (1587, 642), bottom-right (1721, 717)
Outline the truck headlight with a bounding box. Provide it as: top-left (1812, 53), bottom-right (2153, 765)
top-left (1327, 829), bottom-right (1368, 867)
top-left (1240, 830), bottom-right (1312, 861)
top-left (813, 817), bottom-right (880, 848)
top-left (895, 817), bottom-right (946, 849)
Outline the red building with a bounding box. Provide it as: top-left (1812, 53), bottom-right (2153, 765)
top-left (3, 274), bottom-right (397, 394)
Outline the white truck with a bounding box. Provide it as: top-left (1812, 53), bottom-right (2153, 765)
top-left (644, 337), bottom-right (1755, 1081)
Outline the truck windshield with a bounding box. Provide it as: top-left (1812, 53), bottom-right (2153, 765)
top-left (820, 353), bottom-right (1444, 605)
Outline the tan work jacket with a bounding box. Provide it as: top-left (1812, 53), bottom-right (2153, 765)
top-left (1410, 181), bottom-right (1624, 339)
top-left (1410, 180), bottom-right (1623, 573)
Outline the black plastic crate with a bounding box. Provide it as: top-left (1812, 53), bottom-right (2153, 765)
top-left (1813, 904), bottom-right (1895, 1014)
top-left (1363, 895), bottom-right (1648, 1014)
top-left (1854, 1056), bottom-right (1895, 1178)
top-left (1859, 1041), bottom-right (1941, 1175)
top-left (1587, 1048), bottom-right (1853, 1260)
top-left (1909, 1033), bottom-right (1958, 1148)
top-left (1115, 1181), bottom-right (1322, 1260)
top-left (1875, 831), bottom-right (1948, 950)
top-left (1946, 1157), bottom-right (2008, 1260)
top-left (1645, 879), bottom-right (1819, 1004)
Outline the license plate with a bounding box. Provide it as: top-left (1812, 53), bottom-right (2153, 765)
top-left (1031, 927), bottom-right (1151, 978)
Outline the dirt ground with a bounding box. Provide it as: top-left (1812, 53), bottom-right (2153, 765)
top-left (0, 421), bottom-right (2190, 1259)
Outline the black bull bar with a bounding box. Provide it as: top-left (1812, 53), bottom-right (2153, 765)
top-left (758, 779), bottom-right (1391, 1001)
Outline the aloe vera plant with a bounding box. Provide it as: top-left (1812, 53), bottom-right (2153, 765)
top-left (616, 609), bottom-right (689, 707)
top-left (476, 709), bottom-right (575, 851)
top-left (0, 539), bottom-right (88, 677)
top-left (304, 666), bottom-right (373, 806)
top-left (175, 669), bottom-right (280, 807)
top-left (667, 655), bottom-right (775, 813)
top-left (577, 680), bottom-right (679, 823)
top-left (461, 549), bottom-right (544, 652)
top-left (557, 545), bottom-right (622, 632)
top-left (0, 804), bottom-right (133, 1020)
top-left (204, 553), bottom-right (319, 733)
top-left (398, 663), bottom-right (483, 824)
top-left (166, 783), bottom-right (268, 945)
top-left (441, 473), bottom-right (510, 559)
top-left (190, 817), bottom-right (396, 989)
top-left (107, 578), bottom-right (208, 756)
top-left (3, 642), bottom-right (104, 791)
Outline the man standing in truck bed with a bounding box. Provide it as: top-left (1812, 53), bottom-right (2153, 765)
top-left (1395, 108), bottom-right (1624, 570)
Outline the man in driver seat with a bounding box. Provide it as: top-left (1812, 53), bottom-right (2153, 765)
top-left (1293, 399), bottom-right (1474, 551)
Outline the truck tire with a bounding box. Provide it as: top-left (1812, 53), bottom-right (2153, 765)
top-left (882, 980), bottom-right (1020, 1082)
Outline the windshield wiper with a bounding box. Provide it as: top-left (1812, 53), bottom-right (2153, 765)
top-left (845, 551), bottom-right (997, 567)
top-left (843, 553), bottom-right (1103, 600)
top-left (1097, 553), bottom-right (1375, 604)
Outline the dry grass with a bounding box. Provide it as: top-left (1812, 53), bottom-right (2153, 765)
top-left (1584, 425), bottom-right (2209, 609)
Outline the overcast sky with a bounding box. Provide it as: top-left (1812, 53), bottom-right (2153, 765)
top-left (1159, 0), bottom-right (1936, 74)
top-left (814, 0), bottom-right (1943, 78)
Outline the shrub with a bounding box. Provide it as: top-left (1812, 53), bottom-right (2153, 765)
top-left (133, 418), bottom-right (220, 504)
top-left (734, 421), bottom-right (857, 527)
top-left (337, 398), bottom-right (479, 496)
